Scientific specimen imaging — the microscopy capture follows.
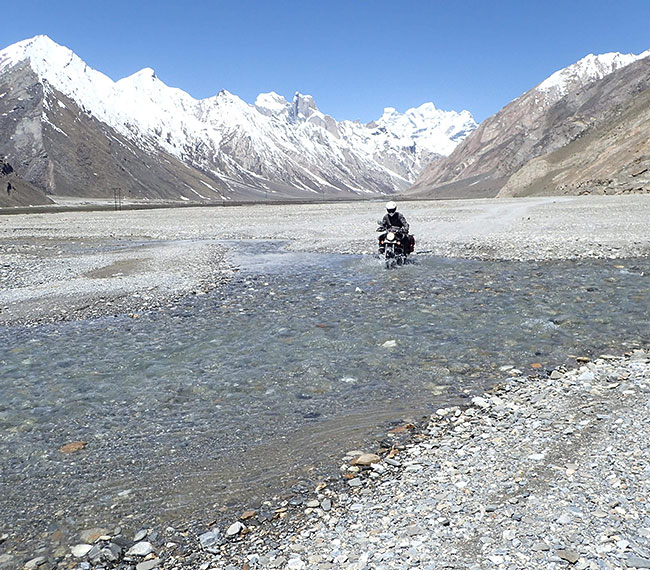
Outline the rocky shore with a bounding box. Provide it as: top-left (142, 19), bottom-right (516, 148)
top-left (4, 350), bottom-right (649, 570)
top-left (211, 350), bottom-right (650, 570)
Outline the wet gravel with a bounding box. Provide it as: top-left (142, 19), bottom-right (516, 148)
top-left (199, 350), bottom-right (650, 570)
top-left (5, 350), bottom-right (648, 570)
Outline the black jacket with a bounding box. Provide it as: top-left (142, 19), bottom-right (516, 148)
top-left (380, 212), bottom-right (409, 233)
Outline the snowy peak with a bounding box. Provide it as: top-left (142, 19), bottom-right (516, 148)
top-left (375, 102), bottom-right (477, 156)
top-left (0, 35), bottom-right (478, 200)
top-left (0, 34), bottom-right (72, 74)
top-left (255, 91), bottom-right (290, 116)
top-left (120, 67), bottom-right (158, 83)
top-left (289, 92), bottom-right (320, 123)
top-left (536, 49), bottom-right (650, 98)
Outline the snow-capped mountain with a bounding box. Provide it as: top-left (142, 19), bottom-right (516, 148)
top-left (411, 48), bottom-right (650, 198)
top-left (536, 50), bottom-right (650, 99)
top-left (0, 35), bottom-right (476, 204)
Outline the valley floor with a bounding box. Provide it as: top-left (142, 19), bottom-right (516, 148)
top-left (2, 195), bottom-right (650, 325)
top-left (2, 196), bottom-right (650, 569)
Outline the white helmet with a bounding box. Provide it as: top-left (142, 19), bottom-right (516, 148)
top-left (386, 201), bottom-right (397, 213)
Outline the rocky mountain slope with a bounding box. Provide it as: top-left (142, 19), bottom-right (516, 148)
top-left (410, 49), bottom-right (650, 198)
top-left (0, 157), bottom-right (52, 207)
top-left (0, 36), bottom-right (476, 206)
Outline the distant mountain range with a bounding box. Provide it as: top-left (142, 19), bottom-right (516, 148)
top-left (2, 36), bottom-right (649, 208)
top-left (410, 49), bottom-right (650, 198)
top-left (0, 36), bottom-right (476, 207)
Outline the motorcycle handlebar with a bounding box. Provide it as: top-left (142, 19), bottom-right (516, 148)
top-left (377, 226), bottom-right (407, 233)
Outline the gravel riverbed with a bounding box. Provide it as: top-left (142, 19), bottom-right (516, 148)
top-left (2, 195), bottom-right (650, 569)
top-left (3, 195), bottom-right (650, 324)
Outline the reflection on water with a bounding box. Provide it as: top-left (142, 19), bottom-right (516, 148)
top-left (1, 241), bottom-right (649, 544)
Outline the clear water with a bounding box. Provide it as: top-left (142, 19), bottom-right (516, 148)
top-left (1, 241), bottom-right (650, 547)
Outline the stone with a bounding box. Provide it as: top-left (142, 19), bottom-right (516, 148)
top-left (199, 529), bottom-right (222, 552)
top-left (79, 528), bottom-right (110, 543)
top-left (240, 510), bottom-right (257, 520)
top-left (556, 549), bottom-right (580, 564)
top-left (305, 500), bottom-right (320, 509)
top-left (24, 557), bottom-right (47, 569)
top-left (532, 542), bottom-right (550, 552)
top-left (100, 543), bottom-right (122, 562)
top-left (472, 397), bottom-right (491, 409)
top-left (404, 525), bottom-right (423, 536)
top-left (627, 557), bottom-right (650, 569)
top-left (347, 478), bottom-right (362, 488)
top-left (0, 555), bottom-right (14, 568)
top-left (86, 545), bottom-right (102, 562)
top-left (134, 529), bottom-right (149, 542)
top-left (382, 340), bottom-right (397, 348)
top-left (351, 453), bottom-right (381, 466)
top-left (59, 441), bottom-right (87, 453)
top-left (136, 559), bottom-right (161, 570)
top-left (126, 542), bottom-right (153, 557)
top-left (321, 498), bottom-right (332, 511)
top-left (226, 521), bottom-right (245, 537)
top-left (287, 558), bottom-right (305, 570)
top-left (71, 544), bottom-right (93, 558)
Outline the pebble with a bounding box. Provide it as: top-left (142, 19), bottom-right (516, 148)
top-left (136, 559), bottom-right (161, 570)
top-left (126, 542), bottom-right (153, 557)
top-left (628, 557), bottom-right (650, 569)
top-left (199, 529), bottom-right (222, 552)
top-left (70, 544), bottom-right (93, 558)
top-left (134, 529), bottom-right (149, 542)
top-left (351, 453), bottom-right (381, 466)
top-left (79, 528), bottom-right (110, 544)
top-left (226, 522), bottom-right (245, 537)
top-left (557, 549), bottom-right (580, 563)
top-left (24, 557), bottom-right (46, 569)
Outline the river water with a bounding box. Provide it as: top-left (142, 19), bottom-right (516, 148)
top-left (1, 241), bottom-right (650, 546)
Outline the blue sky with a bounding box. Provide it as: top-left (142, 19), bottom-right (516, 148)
top-left (5, 0), bottom-right (650, 123)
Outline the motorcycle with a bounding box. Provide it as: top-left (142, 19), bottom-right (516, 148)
top-left (377, 225), bottom-right (412, 269)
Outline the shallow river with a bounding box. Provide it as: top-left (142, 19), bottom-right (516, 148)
top-left (2, 242), bottom-right (650, 547)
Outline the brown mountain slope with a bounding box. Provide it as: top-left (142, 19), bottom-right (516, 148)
top-left (0, 158), bottom-right (52, 207)
top-left (410, 56), bottom-right (650, 198)
top-left (497, 85), bottom-right (650, 197)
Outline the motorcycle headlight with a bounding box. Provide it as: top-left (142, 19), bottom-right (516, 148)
top-left (387, 232), bottom-right (395, 241)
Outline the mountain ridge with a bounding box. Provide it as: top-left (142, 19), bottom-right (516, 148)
top-left (0, 35), bottom-right (476, 206)
top-left (409, 47), bottom-right (650, 198)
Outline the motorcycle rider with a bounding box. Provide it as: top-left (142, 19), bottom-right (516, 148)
top-left (378, 201), bottom-right (412, 254)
